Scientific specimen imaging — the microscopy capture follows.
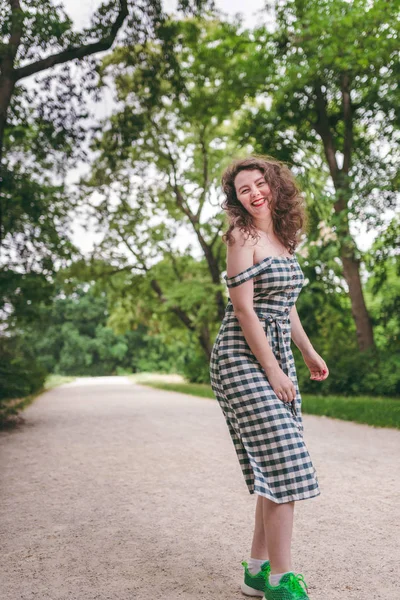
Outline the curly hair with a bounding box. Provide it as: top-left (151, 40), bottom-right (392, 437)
top-left (221, 154), bottom-right (308, 254)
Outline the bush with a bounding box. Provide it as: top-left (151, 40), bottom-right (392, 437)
top-left (178, 343), bottom-right (211, 384)
top-left (0, 336), bottom-right (47, 423)
top-left (295, 344), bottom-right (400, 397)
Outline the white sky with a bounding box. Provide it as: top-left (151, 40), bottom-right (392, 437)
top-left (63, 0), bottom-right (269, 30)
top-left (58, 0), bottom-right (388, 257)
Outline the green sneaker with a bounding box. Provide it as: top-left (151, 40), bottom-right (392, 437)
top-left (264, 572), bottom-right (309, 599)
top-left (240, 560), bottom-right (271, 597)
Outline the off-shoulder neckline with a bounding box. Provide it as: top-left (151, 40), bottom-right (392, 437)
top-left (224, 254), bottom-right (297, 280)
top-left (253, 254), bottom-right (296, 265)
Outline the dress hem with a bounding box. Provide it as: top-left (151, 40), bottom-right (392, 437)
top-left (250, 487), bottom-right (321, 504)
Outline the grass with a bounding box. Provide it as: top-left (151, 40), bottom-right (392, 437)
top-left (129, 375), bottom-right (400, 430)
top-left (44, 374), bottom-right (76, 389)
top-left (0, 375), bottom-right (76, 429)
top-left (300, 393), bottom-right (399, 429)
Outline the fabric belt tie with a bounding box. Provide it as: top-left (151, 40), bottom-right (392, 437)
top-left (255, 310), bottom-right (290, 377)
top-left (226, 306), bottom-right (297, 417)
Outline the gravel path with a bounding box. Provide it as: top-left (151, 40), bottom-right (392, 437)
top-left (1, 377), bottom-right (399, 600)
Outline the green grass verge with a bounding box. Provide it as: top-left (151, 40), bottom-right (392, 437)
top-left (133, 380), bottom-right (215, 399)
top-left (130, 377), bottom-right (400, 429)
top-left (300, 393), bottom-right (399, 429)
top-left (44, 374), bottom-right (76, 389)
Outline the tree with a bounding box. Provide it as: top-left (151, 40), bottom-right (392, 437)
top-left (22, 275), bottom-right (191, 377)
top-left (0, 0), bottom-right (213, 169)
top-left (0, 0), bottom-right (212, 328)
top-left (234, 0), bottom-right (400, 351)
top-left (78, 17), bottom-right (264, 358)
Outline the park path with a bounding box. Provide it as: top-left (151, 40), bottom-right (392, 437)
top-left (0, 377), bottom-right (399, 600)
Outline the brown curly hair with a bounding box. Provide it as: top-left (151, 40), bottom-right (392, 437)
top-left (221, 154), bottom-right (308, 254)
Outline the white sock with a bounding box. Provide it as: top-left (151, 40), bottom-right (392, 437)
top-left (248, 557), bottom-right (268, 574)
top-left (269, 572), bottom-right (290, 587)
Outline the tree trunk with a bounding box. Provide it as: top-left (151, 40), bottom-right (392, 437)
top-left (314, 82), bottom-right (375, 352)
top-left (0, 75), bottom-right (16, 167)
top-left (199, 324), bottom-right (213, 360)
top-left (340, 250), bottom-right (375, 351)
top-left (332, 186), bottom-right (376, 352)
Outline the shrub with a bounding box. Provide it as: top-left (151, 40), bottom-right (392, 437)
top-left (0, 336), bottom-right (47, 423)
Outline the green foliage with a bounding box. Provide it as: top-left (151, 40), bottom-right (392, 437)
top-left (363, 217), bottom-right (400, 352)
top-left (235, 0), bottom-right (399, 229)
top-left (178, 338), bottom-right (212, 383)
top-left (133, 333), bottom-right (187, 375)
top-left (292, 244), bottom-right (399, 397)
top-left (0, 163), bottom-right (78, 330)
top-left (77, 17), bottom-right (276, 377)
top-left (24, 282), bottom-right (187, 377)
top-left (0, 335), bottom-right (47, 422)
top-left (26, 287), bottom-right (126, 376)
top-left (0, 0), bottom-right (213, 354)
top-left (1, 0), bottom-right (213, 165)
top-left (295, 345), bottom-right (399, 397)
top-left (44, 375), bottom-right (75, 389)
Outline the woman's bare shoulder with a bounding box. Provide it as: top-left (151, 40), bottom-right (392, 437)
top-left (226, 227), bottom-right (255, 277)
top-left (229, 226), bottom-right (255, 247)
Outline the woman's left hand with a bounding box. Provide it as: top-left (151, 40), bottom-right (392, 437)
top-left (302, 348), bottom-right (329, 381)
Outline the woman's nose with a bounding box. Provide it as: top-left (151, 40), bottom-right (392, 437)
top-left (250, 186), bottom-right (259, 197)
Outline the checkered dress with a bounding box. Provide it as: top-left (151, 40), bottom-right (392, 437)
top-left (209, 254), bottom-right (321, 503)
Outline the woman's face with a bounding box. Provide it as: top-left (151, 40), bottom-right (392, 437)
top-left (234, 169), bottom-right (272, 216)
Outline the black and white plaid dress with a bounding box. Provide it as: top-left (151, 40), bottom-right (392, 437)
top-left (209, 254), bottom-right (321, 503)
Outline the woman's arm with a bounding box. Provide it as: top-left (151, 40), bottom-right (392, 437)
top-left (290, 304), bottom-right (329, 381)
top-left (227, 229), bottom-right (280, 373)
top-left (226, 228), bottom-right (297, 402)
top-left (289, 304), bottom-right (314, 358)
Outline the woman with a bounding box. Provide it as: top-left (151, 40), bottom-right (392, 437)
top-left (209, 155), bottom-right (329, 600)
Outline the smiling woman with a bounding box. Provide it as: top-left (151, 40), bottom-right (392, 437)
top-left (209, 154), bottom-right (329, 600)
top-left (221, 154), bottom-right (306, 255)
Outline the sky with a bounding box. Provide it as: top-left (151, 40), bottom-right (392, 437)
top-left (63, 0), bottom-right (269, 31)
top-left (58, 0), bottom-right (381, 256)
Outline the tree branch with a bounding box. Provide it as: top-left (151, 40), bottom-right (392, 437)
top-left (12, 0), bottom-right (128, 82)
top-left (210, 222), bottom-right (224, 248)
top-left (196, 124), bottom-right (209, 219)
top-left (2, 0), bottom-right (23, 73)
top-left (120, 237), bottom-right (149, 271)
top-left (341, 72), bottom-right (353, 174)
top-left (313, 82), bottom-right (339, 182)
top-left (149, 278), bottom-right (196, 332)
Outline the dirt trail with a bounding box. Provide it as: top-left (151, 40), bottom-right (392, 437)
top-left (1, 377), bottom-right (399, 600)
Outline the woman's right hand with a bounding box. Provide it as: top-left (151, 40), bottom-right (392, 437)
top-left (265, 365), bottom-right (296, 404)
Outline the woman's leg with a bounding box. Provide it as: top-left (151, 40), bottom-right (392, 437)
top-left (262, 496), bottom-right (295, 574)
top-left (250, 494), bottom-right (269, 559)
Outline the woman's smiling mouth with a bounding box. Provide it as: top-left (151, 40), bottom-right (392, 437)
top-left (251, 198), bottom-right (265, 207)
